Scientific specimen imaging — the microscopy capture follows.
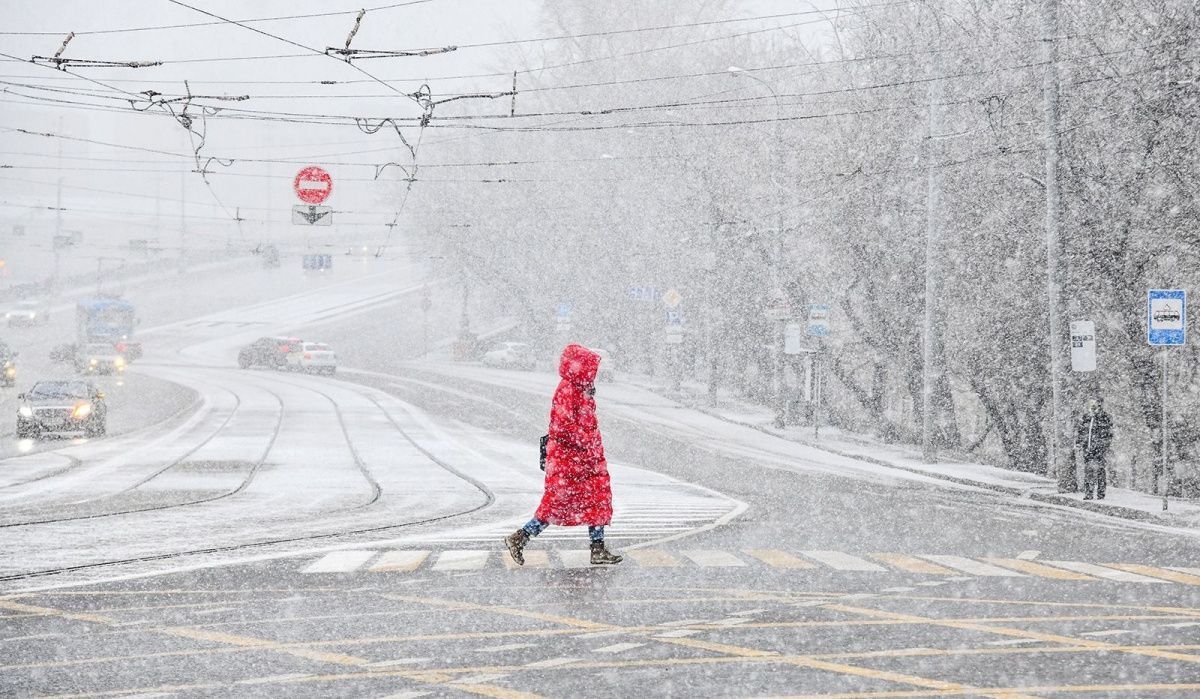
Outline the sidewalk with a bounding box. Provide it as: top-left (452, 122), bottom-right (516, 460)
top-left (646, 381), bottom-right (1200, 529)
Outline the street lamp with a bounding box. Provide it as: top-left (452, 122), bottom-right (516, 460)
top-left (729, 66), bottom-right (788, 428)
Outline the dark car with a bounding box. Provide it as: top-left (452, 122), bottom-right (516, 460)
top-left (238, 336), bottom-right (301, 370)
top-left (17, 379), bottom-right (107, 439)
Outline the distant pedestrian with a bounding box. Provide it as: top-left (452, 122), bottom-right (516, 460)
top-left (1075, 396), bottom-right (1113, 500)
top-left (505, 344), bottom-right (622, 565)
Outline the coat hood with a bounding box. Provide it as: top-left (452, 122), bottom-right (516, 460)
top-left (558, 343), bottom-right (600, 385)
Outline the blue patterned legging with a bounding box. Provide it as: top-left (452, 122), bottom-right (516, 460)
top-left (523, 518), bottom-right (604, 542)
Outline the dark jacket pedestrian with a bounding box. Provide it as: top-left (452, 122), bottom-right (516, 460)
top-left (1075, 398), bottom-right (1113, 500)
top-left (504, 344), bottom-right (622, 565)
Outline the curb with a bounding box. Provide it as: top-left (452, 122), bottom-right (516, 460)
top-left (680, 400), bottom-right (1184, 528)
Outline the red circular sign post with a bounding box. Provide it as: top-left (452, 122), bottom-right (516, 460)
top-left (293, 166), bottom-right (333, 204)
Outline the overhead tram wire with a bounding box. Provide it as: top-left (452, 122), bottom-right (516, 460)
top-left (1, 38), bottom-right (1181, 129)
top-left (0, 0), bottom-right (436, 36)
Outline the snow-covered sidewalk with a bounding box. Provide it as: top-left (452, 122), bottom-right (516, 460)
top-left (671, 387), bottom-right (1200, 529)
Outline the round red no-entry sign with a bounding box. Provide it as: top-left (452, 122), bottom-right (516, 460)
top-left (293, 166), bottom-right (333, 204)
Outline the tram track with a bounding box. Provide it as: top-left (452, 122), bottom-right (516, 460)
top-left (0, 372), bottom-right (495, 585)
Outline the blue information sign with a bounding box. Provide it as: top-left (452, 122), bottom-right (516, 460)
top-left (1147, 289), bottom-right (1186, 346)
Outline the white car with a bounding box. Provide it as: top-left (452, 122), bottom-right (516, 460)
top-left (6, 300), bottom-right (50, 327)
top-left (287, 341), bottom-right (337, 375)
top-left (76, 343), bottom-right (126, 375)
top-left (481, 342), bottom-right (535, 371)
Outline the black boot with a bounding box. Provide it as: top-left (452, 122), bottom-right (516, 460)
top-left (590, 540), bottom-right (622, 565)
top-left (504, 529), bottom-right (530, 566)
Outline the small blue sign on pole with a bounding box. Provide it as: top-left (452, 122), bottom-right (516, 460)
top-left (1148, 289), bottom-right (1186, 346)
top-left (806, 304), bottom-right (830, 337)
top-left (665, 310), bottom-right (684, 326)
top-left (556, 302), bottom-right (573, 321)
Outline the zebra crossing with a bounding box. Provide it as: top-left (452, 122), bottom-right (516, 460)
top-left (298, 547), bottom-right (1200, 585)
top-left (400, 500), bottom-right (740, 544)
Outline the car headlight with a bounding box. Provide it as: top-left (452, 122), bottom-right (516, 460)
top-left (72, 403), bottom-right (92, 419)
top-left (18, 405), bottom-right (32, 417)
top-left (90, 359), bottom-right (98, 365)
top-left (114, 356), bottom-right (125, 367)
top-left (4, 367), bottom-right (14, 377)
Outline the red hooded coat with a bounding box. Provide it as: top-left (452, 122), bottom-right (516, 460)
top-left (534, 344), bottom-right (613, 526)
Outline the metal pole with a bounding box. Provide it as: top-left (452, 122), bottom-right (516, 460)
top-left (813, 349), bottom-right (821, 439)
top-left (1042, 0), bottom-right (1070, 490)
top-left (1161, 351), bottom-right (1169, 511)
top-left (921, 56), bottom-right (945, 464)
top-left (732, 69), bottom-right (787, 428)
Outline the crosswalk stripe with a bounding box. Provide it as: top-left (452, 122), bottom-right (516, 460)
top-left (431, 550), bottom-right (489, 571)
top-left (301, 550), bottom-right (376, 574)
top-left (369, 550), bottom-right (429, 573)
top-left (1106, 564), bottom-right (1200, 586)
top-left (744, 549), bottom-right (816, 569)
top-left (800, 550), bottom-right (886, 571)
top-left (681, 550), bottom-right (746, 567)
top-left (627, 549), bottom-right (681, 567)
top-left (525, 657), bottom-right (579, 668)
top-left (503, 550), bottom-right (550, 570)
top-left (592, 642), bottom-right (645, 654)
top-left (983, 558), bottom-right (1094, 580)
top-left (869, 553), bottom-right (956, 575)
top-left (558, 550), bottom-right (592, 568)
top-left (1043, 561), bottom-right (1170, 583)
top-left (918, 555), bottom-right (1024, 577)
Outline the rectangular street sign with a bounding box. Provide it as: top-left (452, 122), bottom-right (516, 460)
top-left (1070, 320), bottom-right (1096, 372)
top-left (292, 205), bottom-right (333, 226)
top-left (806, 304), bottom-right (830, 337)
top-left (1148, 289), bottom-right (1186, 346)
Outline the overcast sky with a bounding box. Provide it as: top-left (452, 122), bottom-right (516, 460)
top-left (1, 1), bottom-right (827, 279)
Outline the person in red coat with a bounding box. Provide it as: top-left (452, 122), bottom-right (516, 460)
top-left (505, 344), bottom-right (622, 565)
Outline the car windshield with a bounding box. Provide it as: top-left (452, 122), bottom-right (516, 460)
top-left (85, 344), bottom-right (115, 355)
top-left (30, 381), bottom-right (89, 400)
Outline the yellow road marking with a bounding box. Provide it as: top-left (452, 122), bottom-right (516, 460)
top-left (503, 550), bottom-right (549, 570)
top-left (984, 558), bottom-right (1095, 580)
top-left (382, 593), bottom-right (613, 631)
top-left (10, 599), bottom-right (529, 699)
top-left (1106, 564), bottom-right (1200, 586)
top-left (625, 548), bottom-right (681, 567)
top-left (159, 626), bottom-right (275, 648)
top-left (773, 682), bottom-right (1200, 698)
top-left (369, 550), bottom-right (430, 572)
top-left (869, 553), bottom-right (956, 575)
top-left (745, 549), bottom-right (817, 569)
top-left (0, 599), bottom-right (114, 624)
top-left (826, 603), bottom-right (1200, 665)
top-left (655, 636), bottom-right (778, 657)
top-left (654, 637), bottom-right (1027, 699)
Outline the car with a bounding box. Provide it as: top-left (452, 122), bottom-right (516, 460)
top-left (75, 342), bottom-right (126, 375)
top-left (286, 341), bottom-right (337, 375)
top-left (0, 344), bottom-right (16, 388)
top-left (481, 341), bottom-right (536, 371)
top-left (238, 336), bottom-right (301, 370)
top-left (17, 379), bottom-right (107, 439)
top-left (5, 299), bottom-right (50, 327)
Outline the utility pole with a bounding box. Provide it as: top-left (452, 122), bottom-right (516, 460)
top-left (729, 66), bottom-right (787, 428)
top-left (921, 50), bottom-right (946, 464)
top-left (1041, 0), bottom-right (1072, 490)
top-left (178, 169), bottom-right (188, 273)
